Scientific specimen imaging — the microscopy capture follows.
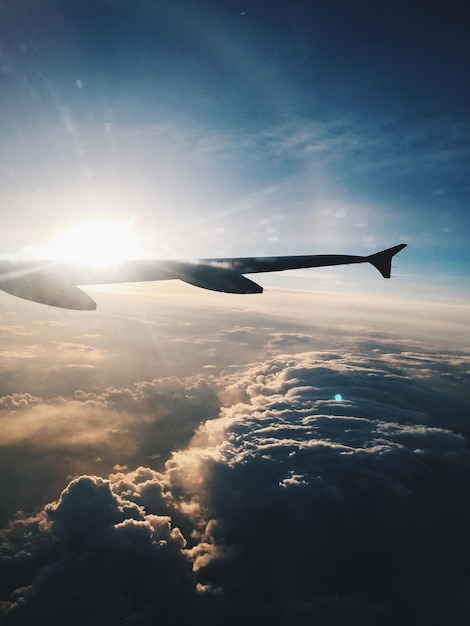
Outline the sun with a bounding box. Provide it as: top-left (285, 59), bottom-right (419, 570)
top-left (50, 218), bottom-right (142, 266)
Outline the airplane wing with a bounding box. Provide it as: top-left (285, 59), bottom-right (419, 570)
top-left (0, 243), bottom-right (407, 310)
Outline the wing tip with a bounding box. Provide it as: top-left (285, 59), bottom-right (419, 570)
top-left (367, 243), bottom-right (407, 278)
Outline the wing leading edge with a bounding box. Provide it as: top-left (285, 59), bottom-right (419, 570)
top-left (0, 244), bottom-right (407, 309)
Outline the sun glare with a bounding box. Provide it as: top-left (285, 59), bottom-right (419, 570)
top-left (50, 218), bottom-right (141, 266)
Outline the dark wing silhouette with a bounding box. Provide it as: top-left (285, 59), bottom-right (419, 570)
top-left (0, 244), bottom-right (406, 310)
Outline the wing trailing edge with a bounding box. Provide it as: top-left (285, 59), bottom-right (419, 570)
top-left (179, 263), bottom-right (263, 294)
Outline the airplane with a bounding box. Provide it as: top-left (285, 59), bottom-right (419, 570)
top-left (0, 243), bottom-right (406, 310)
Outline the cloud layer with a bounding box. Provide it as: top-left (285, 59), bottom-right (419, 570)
top-left (1, 344), bottom-right (470, 625)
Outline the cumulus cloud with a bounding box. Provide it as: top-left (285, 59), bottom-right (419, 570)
top-left (0, 476), bottom-right (195, 626)
top-left (1, 347), bottom-right (470, 625)
top-left (0, 375), bottom-right (219, 525)
top-left (0, 375), bottom-right (218, 448)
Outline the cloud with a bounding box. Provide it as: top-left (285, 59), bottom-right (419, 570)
top-left (0, 325), bottom-right (36, 337)
top-left (163, 350), bottom-right (470, 623)
top-left (0, 376), bottom-right (218, 449)
top-left (0, 475), bottom-right (196, 626)
top-left (265, 332), bottom-right (314, 351)
top-left (0, 375), bottom-right (220, 526)
top-left (1, 346), bottom-right (470, 624)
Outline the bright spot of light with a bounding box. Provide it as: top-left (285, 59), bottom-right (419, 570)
top-left (334, 393), bottom-right (343, 401)
top-left (49, 218), bottom-right (142, 267)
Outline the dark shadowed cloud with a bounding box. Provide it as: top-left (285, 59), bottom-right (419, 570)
top-left (1, 337), bottom-right (469, 625)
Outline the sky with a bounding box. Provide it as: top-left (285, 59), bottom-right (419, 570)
top-left (0, 2), bottom-right (469, 625)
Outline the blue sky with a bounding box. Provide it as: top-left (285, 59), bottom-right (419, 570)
top-left (1, 0), bottom-right (469, 299)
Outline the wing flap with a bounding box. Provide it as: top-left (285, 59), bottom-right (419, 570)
top-left (178, 264), bottom-right (263, 294)
top-left (0, 277), bottom-right (96, 310)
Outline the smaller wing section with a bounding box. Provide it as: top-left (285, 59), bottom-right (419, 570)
top-left (0, 276), bottom-right (96, 310)
top-left (178, 263), bottom-right (263, 294)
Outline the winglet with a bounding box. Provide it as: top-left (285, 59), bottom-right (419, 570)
top-left (366, 244), bottom-right (407, 278)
